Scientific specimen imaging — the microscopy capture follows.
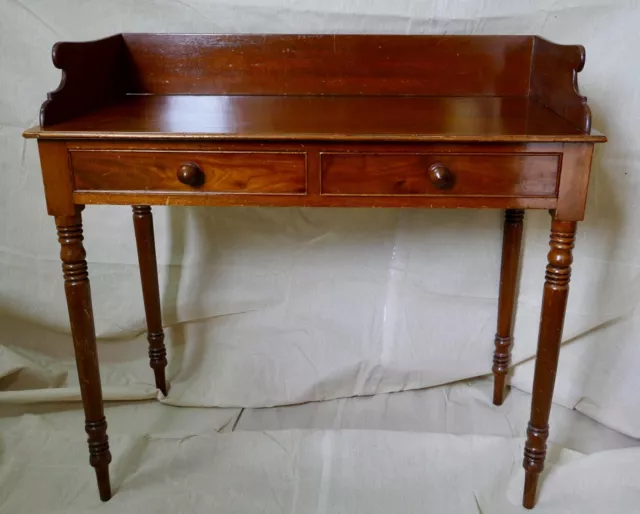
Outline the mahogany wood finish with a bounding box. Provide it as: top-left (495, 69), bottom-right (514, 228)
top-left (176, 163), bottom-right (204, 187)
top-left (66, 140), bottom-right (564, 210)
top-left (40, 34), bottom-right (130, 127)
top-left (530, 37), bottom-right (592, 133)
top-left (24, 34), bottom-right (606, 508)
top-left (320, 153), bottom-right (560, 197)
top-left (523, 217), bottom-right (577, 509)
top-left (555, 143), bottom-right (595, 221)
top-left (56, 207), bottom-right (111, 501)
top-left (493, 209), bottom-right (525, 406)
top-left (122, 34), bottom-right (533, 96)
top-left (132, 206), bottom-right (168, 396)
top-left (75, 190), bottom-right (559, 210)
top-left (27, 96), bottom-right (604, 143)
top-left (427, 163), bottom-right (454, 190)
top-left (37, 139), bottom-right (76, 216)
top-left (70, 149), bottom-right (307, 194)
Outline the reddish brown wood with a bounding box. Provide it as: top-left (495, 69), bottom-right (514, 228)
top-left (427, 163), bottom-right (454, 190)
top-left (28, 34), bottom-right (607, 142)
top-left (321, 153), bottom-right (560, 197)
top-left (132, 206), bottom-right (168, 396)
top-left (62, 141), bottom-right (564, 209)
top-left (31, 34), bottom-right (606, 142)
top-left (74, 191), bottom-right (557, 210)
top-left (493, 209), bottom-right (525, 406)
top-left (176, 163), bottom-right (204, 187)
top-left (70, 149), bottom-right (307, 194)
top-left (37, 140), bottom-right (76, 216)
top-left (123, 34), bottom-right (533, 96)
top-left (56, 207), bottom-right (111, 501)
top-left (40, 35), bottom-right (130, 127)
top-left (523, 217), bottom-right (577, 509)
top-left (26, 96), bottom-right (605, 143)
top-left (66, 140), bottom-right (565, 153)
top-left (555, 143), bottom-right (595, 221)
top-left (23, 34), bottom-right (606, 506)
top-left (530, 37), bottom-right (591, 133)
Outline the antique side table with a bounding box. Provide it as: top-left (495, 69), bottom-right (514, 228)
top-left (23, 34), bottom-right (606, 509)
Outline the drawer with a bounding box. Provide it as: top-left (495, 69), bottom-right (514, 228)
top-left (70, 150), bottom-right (307, 194)
top-left (320, 153), bottom-right (560, 197)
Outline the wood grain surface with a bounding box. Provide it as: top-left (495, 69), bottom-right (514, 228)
top-left (24, 34), bottom-right (606, 508)
top-left (493, 209), bottom-right (525, 406)
top-left (523, 217), bottom-right (577, 509)
top-left (27, 95), bottom-right (605, 142)
top-left (321, 153), bottom-right (560, 197)
top-left (530, 37), bottom-right (592, 133)
top-left (123, 34), bottom-right (533, 96)
top-left (40, 34), bottom-right (130, 127)
top-left (71, 150), bottom-right (307, 194)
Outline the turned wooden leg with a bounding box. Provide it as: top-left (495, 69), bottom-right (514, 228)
top-left (56, 208), bottom-right (112, 501)
top-left (132, 205), bottom-right (168, 395)
top-left (522, 218), bottom-right (576, 509)
top-left (493, 209), bottom-right (524, 405)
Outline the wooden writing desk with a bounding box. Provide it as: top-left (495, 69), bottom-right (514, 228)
top-left (23, 34), bottom-right (606, 509)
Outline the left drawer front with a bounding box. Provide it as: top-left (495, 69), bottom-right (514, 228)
top-left (70, 151), bottom-right (307, 194)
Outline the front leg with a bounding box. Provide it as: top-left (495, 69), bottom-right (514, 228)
top-left (56, 207), bottom-right (112, 501)
top-left (522, 217), bottom-right (577, 509)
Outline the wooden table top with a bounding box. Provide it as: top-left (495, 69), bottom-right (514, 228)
top-left (24, 95), bottom-right (605, 143)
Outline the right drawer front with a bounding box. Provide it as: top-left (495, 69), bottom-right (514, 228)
top-left (320, 153), bottom-right (560, 197)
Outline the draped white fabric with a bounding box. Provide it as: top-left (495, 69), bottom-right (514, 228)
top-left (1, 380), bottom-right (638, 513)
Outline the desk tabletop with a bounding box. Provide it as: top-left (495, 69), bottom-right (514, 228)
top-left (25, 34), bottom-right (605, 144)
top-left (24, 95), bottom-right (605, 143)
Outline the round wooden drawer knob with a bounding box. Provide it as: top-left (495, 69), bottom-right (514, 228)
top-left (427, 163), bottom-right (454, 190)
top-left (177, 162), bottom-right (204, 187)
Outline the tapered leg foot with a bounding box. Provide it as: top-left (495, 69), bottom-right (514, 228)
top-left (149, 333), bottom-right (168, 395)
top-left (88, 418), bottom-right (113, 501)
top-left (492, 337), bottom-right (510, 406)
top-left (523, 470), bottom-right (539, 509)
top-left (133, 206), bottom-right (168, 395)
top-left (492, 209), bottom-right (524, 405)
top-left (523, 422), bottom-right (549, 508)
top-left (57, 208), bottom-right (112, 501)
top-left (95, 464), bottom-right (112, 501)
top-left (522, 217), bottom-right (576, 508)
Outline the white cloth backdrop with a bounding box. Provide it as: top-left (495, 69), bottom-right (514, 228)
top-left (1, 0), bottom-right (640, 436)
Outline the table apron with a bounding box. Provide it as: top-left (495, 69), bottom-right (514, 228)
top-left (64, 141), bottom-right (566, 210)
